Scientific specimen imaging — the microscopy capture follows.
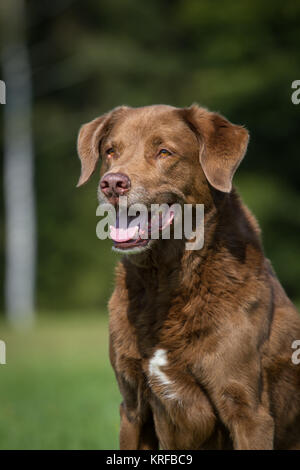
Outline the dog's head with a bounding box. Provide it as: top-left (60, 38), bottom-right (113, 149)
top-left (77, 104), bottom-right (248, 253)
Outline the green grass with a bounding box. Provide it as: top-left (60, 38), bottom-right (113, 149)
top-left (0, 313), bottom-right (121, 449)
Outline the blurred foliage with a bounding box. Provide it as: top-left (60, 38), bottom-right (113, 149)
top-left (0, 0), bottom-right (300, 313)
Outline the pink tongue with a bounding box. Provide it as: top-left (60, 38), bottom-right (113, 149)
top-left (161, 211), bottom-right (175, 229)
top-left (110, 225), bottom-right (139, 242)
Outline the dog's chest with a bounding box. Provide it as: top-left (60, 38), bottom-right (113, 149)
top-left (111, 283), bottom-right (213, 407)
top-left (109, 274), bottom-right (220, 447)
top-left (111, 327), bottom-right (221, 448)
top-left (143, 348), bottom-right (217, 448)
top-left (143, 348), bottom-right (202, 405)
top-left (146, 349), bottom-right (178, 401)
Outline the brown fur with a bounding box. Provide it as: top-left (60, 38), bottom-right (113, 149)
top-left (77, 104), bottom-right (300, 450)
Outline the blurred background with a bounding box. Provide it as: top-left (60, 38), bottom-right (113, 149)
top-left (0, 0), bottom-right (299, 449)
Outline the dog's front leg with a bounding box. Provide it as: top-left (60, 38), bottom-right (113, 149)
top-left (196, 346), bottom-right (275, 449)
top-left (119, 401), bottom-right (159, 450)
top-left (208, 375), bottom-right (275, 449)
top-left (215, 396), bottom-right (274, 450)
top-left (229, 406), bottom-right (274, 450)
top-left (110, 338), bottom-right (159, 450)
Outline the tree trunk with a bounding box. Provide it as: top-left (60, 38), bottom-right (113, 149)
top-left (1, 0), bottom-right (36, 327)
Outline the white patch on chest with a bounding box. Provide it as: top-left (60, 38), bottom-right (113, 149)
top-left (148, 349), bottom-right (177, 400)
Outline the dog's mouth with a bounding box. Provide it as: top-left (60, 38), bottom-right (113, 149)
top-left (110, 206), bottom-right (175, 251)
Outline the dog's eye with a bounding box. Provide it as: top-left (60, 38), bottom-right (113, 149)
top-left (158, 149), bottom-right (172, 158)
top-left (106, 148), bottom-right (116, 158)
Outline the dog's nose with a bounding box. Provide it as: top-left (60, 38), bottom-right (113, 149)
top-left (100, 172), bottom-right (131, 199)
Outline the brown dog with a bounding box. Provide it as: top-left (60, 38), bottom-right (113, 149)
top-left (77, 104), bottom-right (300, 450)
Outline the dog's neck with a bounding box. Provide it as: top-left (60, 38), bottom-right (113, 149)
top-left (119, 190), bottom-right (264, 355)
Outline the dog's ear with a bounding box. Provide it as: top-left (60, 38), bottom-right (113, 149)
top-left (76, 106), bottom-right (129, 187)
top-left (182, 104), bottom-right (249, 193)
